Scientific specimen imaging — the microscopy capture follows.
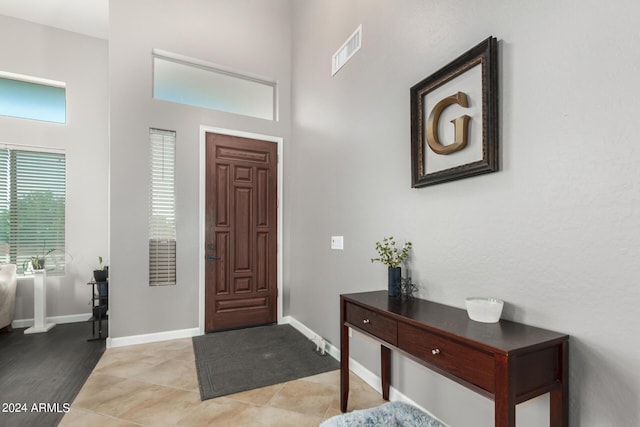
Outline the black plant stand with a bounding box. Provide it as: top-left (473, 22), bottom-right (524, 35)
top-left (87, 280), bottom-right (108, 341)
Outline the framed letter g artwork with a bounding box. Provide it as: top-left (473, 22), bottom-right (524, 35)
top-left (410, 36), bottom-right (498, 187)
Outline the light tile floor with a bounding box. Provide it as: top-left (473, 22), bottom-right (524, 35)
top-left (59, 338), bottom-right (386, 426)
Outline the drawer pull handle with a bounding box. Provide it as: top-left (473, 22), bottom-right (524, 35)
top-left (363, 319), bottom-right (371, 324)
top-left (431, 349), bottom-right (441, 355)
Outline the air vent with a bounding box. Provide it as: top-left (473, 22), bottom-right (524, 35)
top-left (332, 25), bottom-right (362, 76)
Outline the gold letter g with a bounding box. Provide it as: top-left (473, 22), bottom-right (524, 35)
top-left (426, 91), bottom-right (471, 155)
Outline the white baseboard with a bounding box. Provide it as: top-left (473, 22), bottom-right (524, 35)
top-left (282, 316), bottom-right (380, 392)
top-left (345, 354), bottom-right (433, 414)
top-left (106, 327), bottom-right (200, 349)
top-left (103, 315), bottom-right (313, 350)
top-left (280, 315), bottom-right (340, 360)
top-left (12, 312), bottom-right (91, 329)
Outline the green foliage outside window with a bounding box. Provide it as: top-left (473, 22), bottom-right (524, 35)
top-left (0, 148), bottom-right (66, 274)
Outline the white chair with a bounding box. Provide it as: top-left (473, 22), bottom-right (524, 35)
top-left (0, 264), bottom-right (17, 331)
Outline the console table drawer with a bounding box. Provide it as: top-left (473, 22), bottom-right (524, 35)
top-left (398, 322), bottom-right (495, 393)
top-left (346, 302), bottom-right (397, 345)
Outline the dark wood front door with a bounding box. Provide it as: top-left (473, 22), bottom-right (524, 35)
top-left (205, 132), bottom-right (278, 331)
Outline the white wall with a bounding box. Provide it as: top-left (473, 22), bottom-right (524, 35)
top-left (108, 0), bottom-right (291, 338)
top-left (290, 1), bottom-right (640, 426)
top-left (0, 16), bottom-right (109, 322)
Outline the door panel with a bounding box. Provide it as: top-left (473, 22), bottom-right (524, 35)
top-left (205, 132), bottom-right (277, 331)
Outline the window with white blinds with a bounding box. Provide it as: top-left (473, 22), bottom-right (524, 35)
top-left (0, 147), bottom-right (66, 274)
top-left (149, 129), bottom-right (176, 286)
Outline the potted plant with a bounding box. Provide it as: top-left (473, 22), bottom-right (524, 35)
top-left (371, 236), bottom-right (412, 297)
top-left (22, 248), bottom-right (59, 273)
top-left (93, 256), bottom-right (108, 282)
top-left (93, 256), bottom-right (108, 298)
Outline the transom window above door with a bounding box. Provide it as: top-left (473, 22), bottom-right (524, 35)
top-left (152, 50), bottom-right (276, 121)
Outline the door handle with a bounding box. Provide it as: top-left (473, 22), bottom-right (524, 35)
top-left (206, 255), bottom-right (220, 261)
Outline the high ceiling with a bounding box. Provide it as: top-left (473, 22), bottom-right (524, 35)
top-left (0, 0), bottom-right (108, 40)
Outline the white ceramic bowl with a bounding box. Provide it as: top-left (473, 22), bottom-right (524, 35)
top-left (465, 297), bottom-right (504, 323)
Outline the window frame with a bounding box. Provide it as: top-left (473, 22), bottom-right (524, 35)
top-left (0, 144), bottom-right (67, 275)
top-left (148, 128), bottom-right (177, 286)
top-left (152, 50), bottom-right (277, 121)
top-left (0, 71), bottom-right (66, 124)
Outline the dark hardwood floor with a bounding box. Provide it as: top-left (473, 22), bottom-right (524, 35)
top-left (0, 321), bottom-right (106, 427)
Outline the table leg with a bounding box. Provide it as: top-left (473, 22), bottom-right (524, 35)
top-left (381, 345), bottom-right (390, 401)
top-left (495, 354), bottom-right (516, 427)
top-left (97, 307), bottom-right (103, 338)
top-left (340, 300), bottom-right (349, 413)
top-left (550, 341), bottom-right (569, 426)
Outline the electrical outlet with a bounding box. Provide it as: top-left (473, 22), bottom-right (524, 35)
top-left (331, 236), bottom-right (344, 250)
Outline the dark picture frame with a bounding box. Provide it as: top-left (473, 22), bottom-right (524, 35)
top-left (410, 36), bottom-right (498, 187)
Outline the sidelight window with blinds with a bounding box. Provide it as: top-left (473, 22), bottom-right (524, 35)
top-left (0, 146), bottom-right (66, 274)
top-left (149, 129), bottom-right (177, 286)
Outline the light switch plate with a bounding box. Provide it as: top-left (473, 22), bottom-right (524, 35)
top-left (331, 236), bottom-right (344, 250)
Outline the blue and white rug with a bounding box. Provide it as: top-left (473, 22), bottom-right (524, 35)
top-left (321, 401), bottom-right (446, 427)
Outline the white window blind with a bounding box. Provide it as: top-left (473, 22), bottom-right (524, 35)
top-left (149, 129), bottom-right (176, 286)
top-left (0, 147), bottom-right (66, 274)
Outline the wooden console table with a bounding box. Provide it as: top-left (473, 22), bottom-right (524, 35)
top-left (340, 291), bottom-right (569, 427)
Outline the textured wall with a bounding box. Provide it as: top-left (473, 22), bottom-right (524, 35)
top-left (0, 15), bottom-right (109, 322)
top-left (290, 1), bottom-right (640, 426)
